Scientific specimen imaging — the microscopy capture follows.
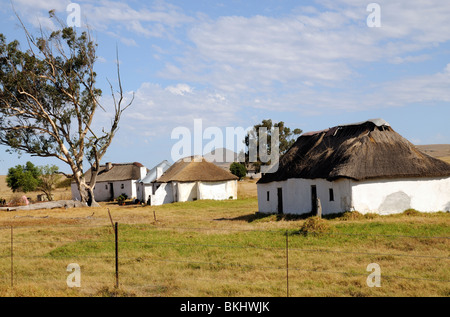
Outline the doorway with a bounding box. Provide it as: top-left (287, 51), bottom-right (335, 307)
top-left (311, 185), bottom-right (317, 214)
top-left (277, 187), bottom-right (283, 214)
top-left (108, 183), bottom-right (114, 201)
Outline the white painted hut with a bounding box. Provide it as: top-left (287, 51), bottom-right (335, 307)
top-left (71, 162), bottom-right (147, 202)
top-left (148, 156), bottom-right (238, 206)
top-left (137, 160), bottom-right (171, 203)
top-left (257, 119), bottom-right (450, 215)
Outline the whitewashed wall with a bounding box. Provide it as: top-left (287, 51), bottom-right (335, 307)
top-left (146, 180), bottom-right (238, 205)
top-left (257, 178), bottom-right (353, 215)
top-left (139, 163), bottom-right (171, 202)
top-left (177, 182), bottom-right (198, 202)
top-left (148, 183), bottom-right (174, 206)
top-left (71, 183), bottom-right (80, 201)
top-left (140, 184), bottom-right (150, 202)
top-left (198, 180), bottom-right (237, 200)
top-left (71, 180), bottom-right (136, 202)
top-left (351, 177), bottom-right (450, 214)
top-left (257, 176), bottom-right (450, 215)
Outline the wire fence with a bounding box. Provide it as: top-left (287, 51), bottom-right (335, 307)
top-left (0, 221), bottom-right (449, 297)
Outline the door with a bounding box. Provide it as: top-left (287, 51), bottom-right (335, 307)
top-left (311, 185), bottom-right (317, 214)
top-left (277, 187), bottom-right (283, 214)
top-left (109, 183), bottom-right (114, 201)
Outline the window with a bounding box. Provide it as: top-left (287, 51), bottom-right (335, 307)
top-left (105, 185), bottom-right (108, 189)
top-left (329, 188), bottom-right (334, 201)
top-left (121, 184), bottom-right (124, 189)
top-left (267, 191), bottom-right (270, 201)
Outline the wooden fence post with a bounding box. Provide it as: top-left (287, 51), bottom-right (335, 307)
top-left (10, 226), bottom-right (13, 288)
top-left (115, 222), bottom-right (119, 289)
top-left (286, 230), bottom-right (289, 297)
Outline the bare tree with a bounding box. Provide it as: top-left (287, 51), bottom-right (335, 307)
top-left (0, 11), bottom-right (133, 206)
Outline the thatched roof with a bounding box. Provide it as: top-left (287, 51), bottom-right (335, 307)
top-left (81, 162), bottom-right (146, 183)
top-left (155, 156), bottom-right (239, 183)
top-left (258, 119), bottom-right (450, 184)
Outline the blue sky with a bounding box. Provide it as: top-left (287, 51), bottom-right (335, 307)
top-left (1, 0), bottom-right (450, 175)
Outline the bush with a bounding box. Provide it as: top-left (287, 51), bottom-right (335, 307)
top-left (403, 209), bottom-right (421, 216)
top-left (364, 213), bottom-right (379, 220)
top-left (299, 216), bottom-right (331, 236)
top-left (117, 194), bottom-right (128, 205)
top-left (340, 211), bottom-right (365, 221)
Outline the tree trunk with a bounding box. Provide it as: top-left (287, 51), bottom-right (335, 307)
top-left (86, 186), bottom-right (100, 207)
top-left (43, 190), bottom-right (53, 202)
top-left (76, 179), bottom-right (99, 207)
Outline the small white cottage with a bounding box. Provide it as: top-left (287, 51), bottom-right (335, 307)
top-left (137, 160), bottom-right (171, 203)
top-left (71, 162), bottom-right (148, 202)
top-left (147, 156), bottom-right (238, 206)
top-left (257, 119), bottom-right (450, 215)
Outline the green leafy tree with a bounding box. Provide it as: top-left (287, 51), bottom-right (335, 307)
top-left (229, 162), bottom-right (247, 180)
top-left (37, 164), bottom-right (61, 201)
top-left (6, 161), bottom-right (41, 193)
top-left (0, 12), bottom-right (133, 206)
top-left (6, 162), bottom-right (61, 201)
top-left (244, 119), bottom-right (302, 172)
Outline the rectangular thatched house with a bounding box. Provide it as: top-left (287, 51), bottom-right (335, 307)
top-left (71, 162), bottom-right (148, 202)
top-left (147, 156), bottom-right (238, 206)
top-left (257, 119), bottom-right (450, 215)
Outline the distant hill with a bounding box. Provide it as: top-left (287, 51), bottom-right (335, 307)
top-left (203, 148), bottom-right (244, 171)
top-left (416, 144), bottom-right (450, 164)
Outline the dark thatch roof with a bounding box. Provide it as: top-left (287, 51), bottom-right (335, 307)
top-left (81, 162), bottom-right (146, 183)
top-left (257, 119), bottom-right (450, 184)
top-left (155, 156), bottom-right (239, 183)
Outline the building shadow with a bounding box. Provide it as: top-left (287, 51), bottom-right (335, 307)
top-left (214, 211), bottom-right (347, 223)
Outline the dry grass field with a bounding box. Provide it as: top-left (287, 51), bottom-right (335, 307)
top-left (0, 155), bottom-right (448, 297)
top-left (0, 195), bottom-right (448, 297)
top-left (0, 175), bottom-right (72, 203)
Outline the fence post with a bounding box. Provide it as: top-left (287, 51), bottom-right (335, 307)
top-left (286, 230), bottom-right (289, 297)
top-left (10, 226), bottom-right (13, 288)
top-left (115, 222), bottom-right (119, 289)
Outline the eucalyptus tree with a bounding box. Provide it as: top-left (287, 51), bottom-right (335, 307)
top-left (0, 12), bottom-right (133, 206)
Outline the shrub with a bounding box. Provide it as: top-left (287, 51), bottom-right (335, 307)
top-left (403, 209), bottom-right (421, 216)
top-left (117, 194), bottom-right (128, 205)
top-left (299, 216), bottom-right (331, 236)
top-left (364, 213), bottom-right (379, 219)
top-left (340, 211), bottom-right (365, 221)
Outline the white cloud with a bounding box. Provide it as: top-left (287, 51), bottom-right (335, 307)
top-left (7, 0), bottom-right (450, 126)
top-left (155, 0), bottom-right (450, 99)
top-left (119, 82), bottom-right (241, 139)
top-left (166, 83), bottom-right (193, 95)
top-left (8, 0), bottom-right (194, 41)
